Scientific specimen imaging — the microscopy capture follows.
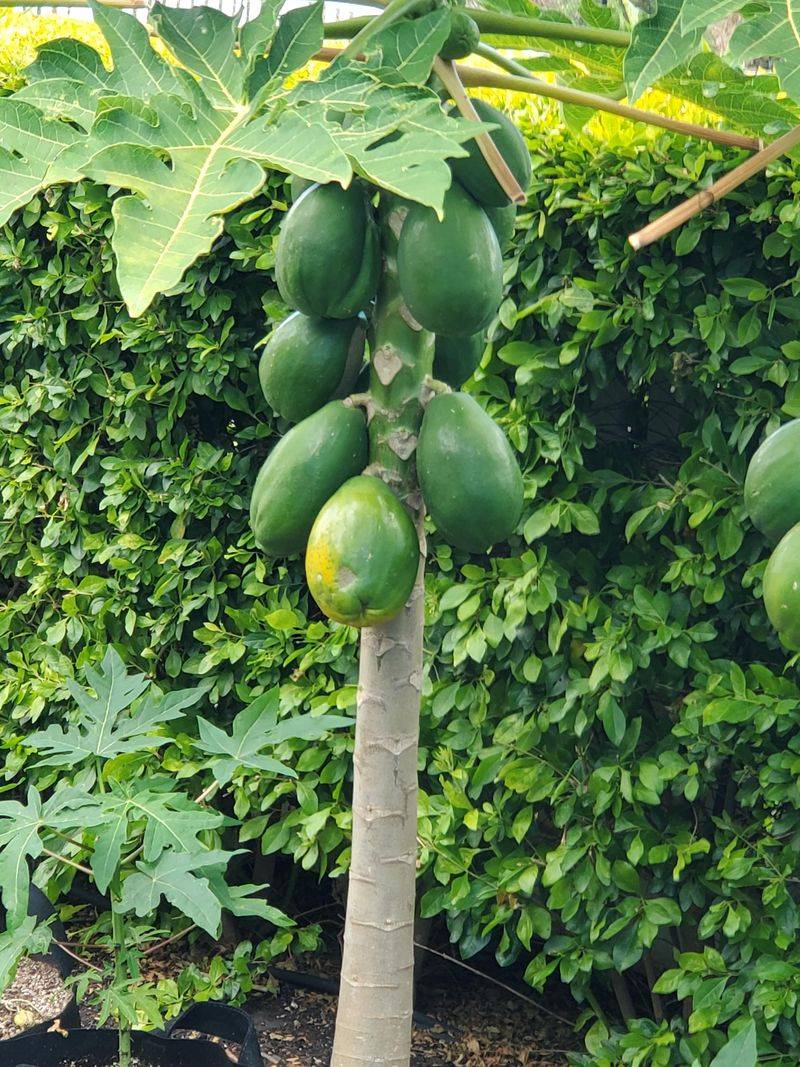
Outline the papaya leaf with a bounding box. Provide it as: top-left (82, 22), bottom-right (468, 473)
top-left (249, 0), bottom-right (324, 87)
top-left (6, 0), bottom-right (477, 315)
top-left (681, 0), bottom-right (744, 33)
top-left (370, 8), bottom-right (452, 86)
top-left (0, 788), bottom-right (44, 928)
top-left (148, 5), bottom-right (247, 111)
top-left (27, 647), bottom-right (205, 766)
top-left (285, 63), bottom-right (481, 205)
top-left (0, 917), bottom-right (51, 991)
top-left (205, 874), bottom-right (293, 926)
top-left (731, 0), bottom-right (800, 105)
top-left (91, 0), bottom-right (176, 96)
top-left (660, 55), bottom-right (798, 135)
top-left (623, 0), bottom-right (703, 101)
top-left (118, 849), bottom-right (231, 935)
top-left (238, 0), bottom-right (285, 63)
top-left (195, 686), bottom-right (352, 786)
top-left (0, 98), bottom-right (85, 226)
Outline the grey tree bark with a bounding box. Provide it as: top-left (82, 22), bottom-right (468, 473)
top-left (331, 197), bottom-right (433, 1066)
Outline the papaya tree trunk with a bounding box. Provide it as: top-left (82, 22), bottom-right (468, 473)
top-left (331, 197), bottom-right (433, 1066)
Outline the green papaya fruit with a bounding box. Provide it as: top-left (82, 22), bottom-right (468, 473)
top-left (289, 174), bottom-right (314, 201)
top-left (250, 401), bottom-right (368, 556)
top-left (397, 183), bottom-right (502, 337)
top-left (418, 392), bottom-right (523, 552)
top-left (276, 183), bottom-right (380, 319)
top-left (451, 99), bottom-right (531, 208)
top-left (306, 476), bottom-right (419, 627)
top-left (439, 10), bottom-right (480, 59)
top-left (259, 312), bottom-right (364, 423)
top-left (433, 332), bottom-right (483, 388)
top-left (484, 202), bottom-right (516, 251)
top-left (763, 523), bottom-right (800, 650)
top-left (744, 418), bottom-right (800, 544)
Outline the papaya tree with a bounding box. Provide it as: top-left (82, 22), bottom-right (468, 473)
top-left (4, 0), bottom-right (800, 1063)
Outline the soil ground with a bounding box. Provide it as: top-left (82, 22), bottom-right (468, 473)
top-left (2, 949), bottom-right (583, 1065)
top-left (246, 956), bottom-right (582, 1065)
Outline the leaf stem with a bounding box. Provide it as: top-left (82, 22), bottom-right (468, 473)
top-left (42, 847), bottom-right (93, 878)
top-left (313, 49), bottom-right (762, 153)
top-left (454, 63), bottom-right (762, 152)
top-left (142, 923), bottom-right (197, 957)
top-left (628, 122), bottom-right (800, 248)
top-left (110, 883), bottom-right (132, 1067)
top-left (54, 939), bottom-right (103, 973)
top-left (475, 42), bottom-right (535, 79)
top-left (471, 8), bottom-right (630, 48)
top-left (322, 9), bottom-right (630, 48)
top-left (337, 0), bottom-right (432, 61)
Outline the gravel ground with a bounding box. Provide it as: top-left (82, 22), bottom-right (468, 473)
top-left (0, 956), bottom-right (72, 1039)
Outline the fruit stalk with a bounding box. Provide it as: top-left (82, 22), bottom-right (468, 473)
top-left (331, 198), bottom-right (433, 1066)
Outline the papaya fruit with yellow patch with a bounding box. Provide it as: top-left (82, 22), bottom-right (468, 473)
top-left (306, 476), bottom-right (419, 626)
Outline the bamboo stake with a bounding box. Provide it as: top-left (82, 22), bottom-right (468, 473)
top-left (432, 56), bottom-right (527, 205)
top-left (0, 0), bottom-right (145, 6)
top-left (628, 123), bottom-right (800, 249)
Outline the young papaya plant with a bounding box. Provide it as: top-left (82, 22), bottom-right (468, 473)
top-left (0, 647), bottom-right (350, 1067)
top-left (3, 1), bottom-right (785, 1063)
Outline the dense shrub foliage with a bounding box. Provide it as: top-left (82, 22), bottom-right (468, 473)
top-left (2, 41), bottom-right (800, 1060)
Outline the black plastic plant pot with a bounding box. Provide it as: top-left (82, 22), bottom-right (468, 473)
top-left (0, 1003), bottom-right (263, 1067)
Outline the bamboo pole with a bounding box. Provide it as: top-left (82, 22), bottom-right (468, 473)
top-left (0, 0), bottom-right (146, 5)
top-left (628, 123), bottom-right (800, 249)
top-left (432, 56), bottom-right (527, 205)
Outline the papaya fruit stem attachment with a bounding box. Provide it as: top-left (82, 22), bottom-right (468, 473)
top-left (628, 122), bottom-right (800, 249)
top-left (433, 57), bottom-right (527, 206)
top-left (343, 392), bottom-right (374, 413)
top-left (422, 376), bottom-right (452, 403)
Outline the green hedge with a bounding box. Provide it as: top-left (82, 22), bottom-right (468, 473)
top-left (3, 54), bottom-right (800, 1060)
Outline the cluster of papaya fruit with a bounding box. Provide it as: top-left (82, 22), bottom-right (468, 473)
top-left (249, 99), bottom-right (531, 628)
top-left (744, 419), bottom-right (800, 651)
